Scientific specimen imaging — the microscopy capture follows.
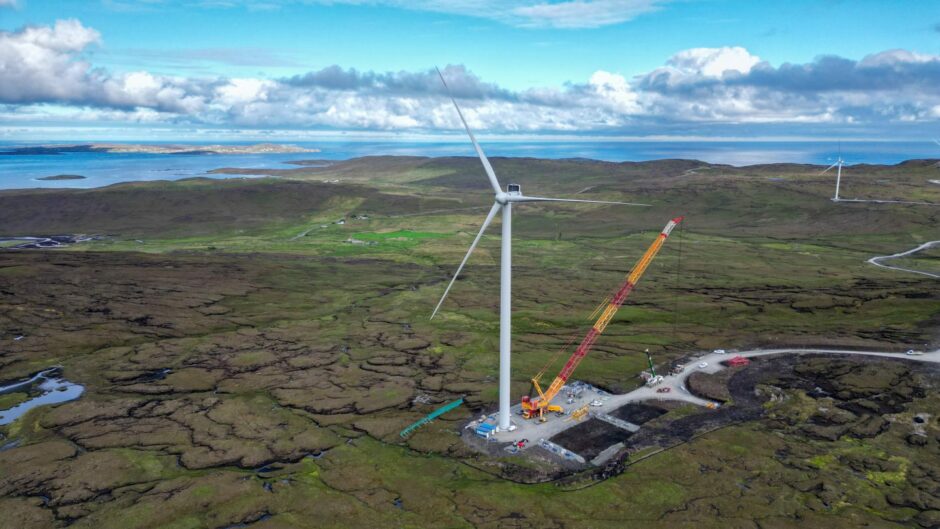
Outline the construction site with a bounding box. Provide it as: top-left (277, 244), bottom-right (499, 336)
top-left (464, 215), bottom-right (691, 464)
top-left (402, 213), bottom-right (736, 470)
top-left (463, 350), bottom-right (736, 470)
top-left (402, 192), bottom-right (937, 473)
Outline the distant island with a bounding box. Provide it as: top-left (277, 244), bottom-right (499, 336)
top-left (1, 143), bottom-right (319, 156)
top-left (36, 174), bottom-right (86, 181)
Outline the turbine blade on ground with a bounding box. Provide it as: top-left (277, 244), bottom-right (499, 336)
top-left (436, 67), bottom-right (502, 195)
top-left (430, 201), bottom-right (502, 319)
top-left (512, 196), bottom-right (650, 207)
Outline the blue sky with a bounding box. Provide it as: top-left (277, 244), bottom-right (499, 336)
top-left (1, 0), bottom-right (939, 140)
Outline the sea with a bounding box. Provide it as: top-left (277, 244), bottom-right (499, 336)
top-left (1, 140), bottom-right (938, 190)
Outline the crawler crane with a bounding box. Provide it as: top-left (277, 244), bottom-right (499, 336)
top-left (521, 216), bottom-right (684, 421)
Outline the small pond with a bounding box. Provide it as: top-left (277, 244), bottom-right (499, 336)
top-left (0, 368), bottom-right (84, 426)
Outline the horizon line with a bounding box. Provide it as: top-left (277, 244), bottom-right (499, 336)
top-left (1, 129), bottom-right (936, 144)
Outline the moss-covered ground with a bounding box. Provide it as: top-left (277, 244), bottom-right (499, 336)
top-left (0, 156), bottom-right (938, 528)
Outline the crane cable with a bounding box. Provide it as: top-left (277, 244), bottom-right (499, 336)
top-left (534, 333), bottom-right (576, 382)
top-left (671, 218), bottom-right (685, 343)
top-left (535, 262), bottom-right (622, 385)
top-left (542, 254), bottom-right (632, 381)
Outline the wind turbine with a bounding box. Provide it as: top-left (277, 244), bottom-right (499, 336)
top-left (430, 68), bottom-right (649, 432)
top-left (822, 148), bottom-right (846, 202)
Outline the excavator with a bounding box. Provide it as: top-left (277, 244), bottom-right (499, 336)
top-left (521, 216), bottom-right (684, 421)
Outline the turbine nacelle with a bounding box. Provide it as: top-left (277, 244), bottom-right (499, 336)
top-left (495, 185), bottom-right (521, 204)
top-left (821, 157), bottom-right (844, 174)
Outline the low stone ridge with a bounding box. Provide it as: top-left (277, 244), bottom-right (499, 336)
top-left (36, 174), bottom-right (86, 181)
top-left (2, 143), bottom-right (318, 155)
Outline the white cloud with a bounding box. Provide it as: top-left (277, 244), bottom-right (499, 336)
top-left (588, 70), bottom-right (640, 114)
top-left (0, 20), bottom-right (214, 113)
top-left (668, 46), bottom-right (761, 77)
top-left (105, 0), bottom-right (669, 29)
top-left (510, 0), bottom-right (664, 28)
top-left (642, 47), bottom-right (763, 90)
top-left (105, 71), bottom-right (207, 113)
top-left (858, 49), bottom-right (938, 67)
top-left (0, 19), bottom-right (101, 103)
top-left (398, 0), bottom-right (668, 28)
top-left (4, 20), bottom-right (940, 137)
top-left (214, 78), bottom-right (274, 106)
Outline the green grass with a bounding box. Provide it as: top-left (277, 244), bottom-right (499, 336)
top-left (0, 392), bottom-right (28, 410)
top-left (1, 157), bottom-right (938, 528)
top-left (808, 454), bottom-right (837, 470)
top-left (352, 230), bottom-right (449, 241)
top-left (867, 456), bottom-right (910, 486)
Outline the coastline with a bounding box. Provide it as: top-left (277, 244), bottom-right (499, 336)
top-left (0, 142), bottom-right (319, 156)
top-left (1, 141), bottom-right (939, 191)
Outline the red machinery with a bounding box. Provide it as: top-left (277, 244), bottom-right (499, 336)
top-left (728, 356), bottom-right (750, 367)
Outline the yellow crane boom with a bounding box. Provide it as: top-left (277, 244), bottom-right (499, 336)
top-left (521, 216), bottom-right (684, 420)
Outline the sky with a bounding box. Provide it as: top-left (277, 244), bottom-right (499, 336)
top-left (1, 0), bottom-right (939, 141)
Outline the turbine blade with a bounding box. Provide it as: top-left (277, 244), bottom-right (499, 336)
top-left (512, 196), bottom-right (651, 207)
top-left (933, 138), bottom-right (940, 147)
top-left (430, 201), bottom-right (502, 319)
top-left (820, 161), bottom-right (838, 174)
top-left (436, 67), bottom-right (501, 195)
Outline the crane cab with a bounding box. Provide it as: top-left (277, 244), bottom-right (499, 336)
top-left (521, 394), bottom-right (564, 422)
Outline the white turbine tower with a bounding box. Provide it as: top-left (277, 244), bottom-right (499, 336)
top-left (822, 152), bottom-right (846, 202)
top-left (430, 68), bottom-right (649, 432)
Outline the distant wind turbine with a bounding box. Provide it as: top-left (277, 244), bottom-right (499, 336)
top-left (431, 67), bottom-right (649, 432)
top-left (821, 146), bottom-right (846, 202)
